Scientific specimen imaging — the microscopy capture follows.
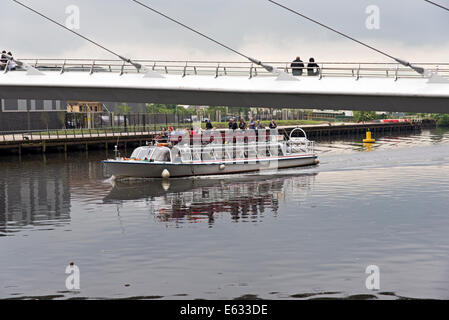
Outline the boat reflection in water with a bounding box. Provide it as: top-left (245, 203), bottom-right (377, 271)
top-left (104, 173), bottom-right (317, 226)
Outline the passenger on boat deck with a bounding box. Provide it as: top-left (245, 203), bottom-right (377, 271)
top-left (0, 50), bottom-right (7, 71)
top-left (291, 56), bottom-right (304, 76)
top-left (158, 128), bottom-right (169, 142)
top-left (307, 57), bottom-right (320, 76)
top-left (205, 119), bottom-right (213, 130)
top-left (239, 118), bottom-right (247, 130)
top-left (256, 120), bottom-right (264, 129)
top-left (228, 118), bottom-right (238, 130)
top-left (248, 117), bottom-right (256, 130)
top-left (269, 120), bottom-right (277, 129)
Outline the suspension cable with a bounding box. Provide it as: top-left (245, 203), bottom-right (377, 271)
top-left (268, 0), bottom-right (425, 75)
top-left (11, 0), bottom-right (143, 71)
top-left (130, 0), bottom-right (276, 73)
top-left (425, 0), bottom-right (449, 12)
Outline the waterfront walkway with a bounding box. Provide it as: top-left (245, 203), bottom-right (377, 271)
top-left (0, 121), bottom-right (424, 154)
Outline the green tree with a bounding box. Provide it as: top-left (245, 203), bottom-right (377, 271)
top-left (436, 114), bottom-right (449, 127)
top-left (353, 111), bottom-right (377, 122)
top-left (115, 103), bottom-right (131, 114)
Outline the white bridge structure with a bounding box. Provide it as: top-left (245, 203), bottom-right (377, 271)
top-left (1, 59), bottom-right (449, 113)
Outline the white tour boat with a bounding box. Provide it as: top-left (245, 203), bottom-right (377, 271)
top-left (103, 128), bottom-right (319, 179)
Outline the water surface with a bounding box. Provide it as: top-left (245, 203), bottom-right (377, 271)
top-left (1, 128), bottom-right (449, 300)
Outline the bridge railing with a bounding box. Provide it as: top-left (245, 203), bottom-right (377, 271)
top-left (11, 59), bottom-right (449, 79)
top-left (0, 126), bottom-right (161, 143)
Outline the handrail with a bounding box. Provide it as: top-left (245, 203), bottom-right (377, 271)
top-left (3, 58), bottom-right (449, 80)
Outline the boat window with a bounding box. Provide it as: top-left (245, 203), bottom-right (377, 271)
top-left (201, 148), bottom-right (216, 161)
top-left (269, 145), bottom-right (285, 157)
top-left (180, 150), bottom-right (192, 162)
top-left (172, 149), bottom-right (182, 163)
top-left (130, 148), bottom-right (143, 159)
top-left (151, 148), bottom-right (171, 162)
top-left (192, 150), bottom-right (201, 161)
top-left (139, 148), bottom-right (153, 159)
top-left (131, 147), bottom-right (154, 159)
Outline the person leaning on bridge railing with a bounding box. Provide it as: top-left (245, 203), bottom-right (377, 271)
top-left (291, 56), bottom-right (305, 76)
top-left (307, 57), bottom-right (320, 76)
top-left (0, 51), bottom-right (17, 71)
top-left (0, 50), bottom-right (7, 70)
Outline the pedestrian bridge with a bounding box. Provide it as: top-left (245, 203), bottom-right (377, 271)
top-left (1, 59), bottom-right (449, 113)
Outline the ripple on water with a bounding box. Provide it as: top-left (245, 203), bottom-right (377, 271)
top-left (2, 129), bottom-right (449, 299)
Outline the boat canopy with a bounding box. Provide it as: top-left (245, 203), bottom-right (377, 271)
top-left (130, 146), bottom-right (155, 160)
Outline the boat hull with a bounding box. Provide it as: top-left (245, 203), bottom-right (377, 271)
top-left (103, 155), bottom-right (318, 179)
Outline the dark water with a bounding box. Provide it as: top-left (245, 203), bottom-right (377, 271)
top-left (1, 129), bottom-right (449, 300)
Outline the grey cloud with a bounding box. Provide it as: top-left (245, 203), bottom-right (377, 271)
top-left (1, 0), bottom-right (449, 61)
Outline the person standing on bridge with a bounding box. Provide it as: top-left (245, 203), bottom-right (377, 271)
top-left (291, 56), bottom-right (304, 76)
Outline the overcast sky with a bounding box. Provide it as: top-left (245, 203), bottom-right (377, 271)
top-left (2, 0), bottom-right (449, 62)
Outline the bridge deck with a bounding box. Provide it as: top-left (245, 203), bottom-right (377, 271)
top-left (1, 60), bottom-right (449, 113)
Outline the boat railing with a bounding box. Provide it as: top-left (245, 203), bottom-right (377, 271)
top-left (9, 58), bottom-right (449, 80)
top-left (172, 139), bottom-right (313, 162)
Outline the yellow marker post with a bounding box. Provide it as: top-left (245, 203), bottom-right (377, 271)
top-left (363, 130), bottom-right (375, 143)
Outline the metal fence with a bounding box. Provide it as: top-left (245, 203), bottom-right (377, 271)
top-left (65, 112), bottom-right (197, 131)
top-left (11, 59), bottom-right (449, 79)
